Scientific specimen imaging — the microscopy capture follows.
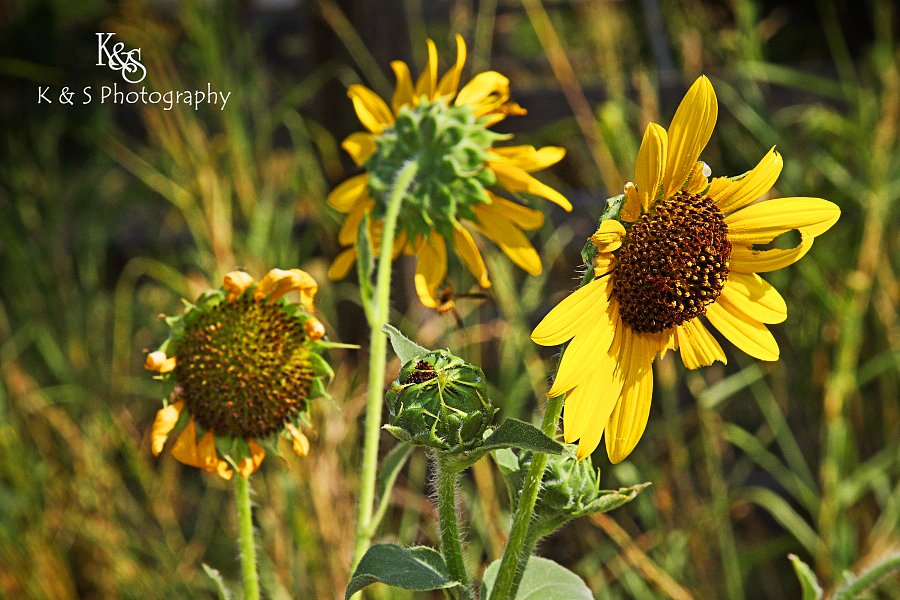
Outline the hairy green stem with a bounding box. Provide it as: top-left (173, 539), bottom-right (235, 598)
top-left (353, 160), bottom-right (419, 567)
top-left (234, 473), bottom-right (260, 600)
top-left (489, 393), bottom-right (564, 600)
top-left (435, 454), bottom-right (472, 599)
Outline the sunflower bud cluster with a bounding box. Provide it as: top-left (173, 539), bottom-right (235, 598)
top-left (508, 450), bottom-right (603, 517)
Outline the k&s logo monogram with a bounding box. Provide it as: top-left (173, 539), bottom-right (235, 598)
top-left (96, 33), bottom-right (146, 84)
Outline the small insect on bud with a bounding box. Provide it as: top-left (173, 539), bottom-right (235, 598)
top-left (385, 350), bottom-right (496, 452)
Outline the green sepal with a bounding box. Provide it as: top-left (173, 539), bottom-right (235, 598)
top-left (383, 323), bottom-right (429, 364)
top-left (345, 543), bottom-right (461, 599)
top-left (788, 554), bottom-right (823, 600)
top-left (481, 556), bottom-right (593, 600)
top-left (258, 432), bottom-right (284, 459)
top-left (201, 564), bottom-right (234, 600)
top-left (581, 192), bottom-right (625, 269)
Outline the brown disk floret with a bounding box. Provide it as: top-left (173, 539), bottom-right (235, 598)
top-left (614, 193), bottom-right (731, 334)
top-left (174, 295), bottom-right (314, 439)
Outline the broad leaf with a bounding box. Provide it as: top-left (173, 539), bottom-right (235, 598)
top-left (345, 543), bottom-right (460, 599)
top-left (788, 554), bottom-right (823, 600)
top-left (481, 419), bottom-right (569, 456)
top-left (481, 556), bottom-right (592, 600)
top-left (383, 323), bottom-right (430, 364)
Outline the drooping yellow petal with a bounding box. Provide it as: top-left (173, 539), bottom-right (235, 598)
top-left (455, 71), bottom-right (510, 114)
top-left (725, 198), bottom-right (841, 244)
top-left (348, 85), bottom-right (394, 135)
top-left (196, 429), bottom-right (233, 480)
top-left (414, 232), bottom-right (448, 308)
top-left (237, 440), bottom-right (266, 478)
top-left (328, 248), bottom-right (358, 280)
top-left (635, 123), bottom-right (668, 212)
top-left (326, 173), bottom-right (369, 213)
top-left (338, 198), bottom-right (375, 246)
top-left (415, 39), bottom-right (439, 100)
top-left (286, 422), bottom-right (310, 457)
top-left (729, 231), bottom-right (814, 273)
top-left (710, 148), bottom-right (783, 214)
top-left (663, 76), bottom-right (718, 198)
top-left (675, 318), bottom-right (726, 369)
top-left (254, 268), bottom-right (318, 309)
top-left (151, 400), bottom-right (184, 456)
top-left (171, 418), bottom-right (201, 467)
top-left (485, 192), bottom-right (544, 230)
top-left (488, 146), bottom-right (566, 172)
top-left (436, 34), bottom-right (467, 98)
top-left (451, 224), bottom-right (490, 288)
top-left (563, 346), bottom-right (624, 449)
top-left (390, 60), bottom-right (417, 113)
top-left (305, 317), bottom-right (326, 342)
top-left (720, 272), bottom-right (787, 324)
top-left (489, 160), bottom-right (572, 211)
top-left (620, 182), bottom-right (641, 222)
top-left (705, 300), bottom-right (779, 361)
top-left (603, 332), bottom-right (656, 463)
top-left (549, 295), bottom-right (615, 397)
top-left (224, 271), bottom-right (255, 302)
top-left (473, 204), bottom-right (542, 275)
top-left (531, 275), bottom-right (613, 346)
top-left (589, 219), bottom-right (626, 252)
top-left (341, 132), bottom-right (377, 166)
top-left (145, 351), bottom-right (176, 373)
top-left (593, 253), bottom-right (617, 277)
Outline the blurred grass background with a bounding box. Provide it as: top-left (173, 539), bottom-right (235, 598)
top-left (1, 0), bottom-right (899, 598)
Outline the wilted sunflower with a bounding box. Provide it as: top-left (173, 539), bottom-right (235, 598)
top-left (326, 34), bottom-right (571, 308)
top-left (145, 269), bottom-right (334, 479)
top-left (532, 76), bottom-right (840, 463)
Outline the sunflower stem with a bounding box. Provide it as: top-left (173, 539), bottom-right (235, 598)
top-left (489, 393), bottom-right (564, 600)
top-left (352, 159), bottom-right (419, 569)
top-left (435, 453), bottom-right (472, 599)
top-left (234, 472), bottom-right (260, 600)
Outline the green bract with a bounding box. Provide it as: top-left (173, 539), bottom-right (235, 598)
top-left (385, 350), bottom-right (496, 452)
top-left (365, 98), bottom-right (506, 242)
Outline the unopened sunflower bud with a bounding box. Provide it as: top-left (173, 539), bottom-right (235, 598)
top-left (385, 350), bottom-right (495, 452)
top-left (515, 450), bottom-right (602, 516)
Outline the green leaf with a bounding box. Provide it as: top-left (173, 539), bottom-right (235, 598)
top-left (376, 442), bottom-right (414, 500)
top-left (833, 551), bottom-right (900, 600)
top-left (788, 554), bottom-right (823, 600)
top-left (481, 419), bottom-right (569, 456)
top-left (356, 212), bottom-right (375, 318)
top-left (383, 323), bottom-right (430, 364)
top-left (481, 556), bottom-right (593, 600)
top-left (201, 564), bottom-right (233, 600)
top-left (491, 448), bottom-right (519, 476)
top-left (345, 544), bottom-right (461, 599)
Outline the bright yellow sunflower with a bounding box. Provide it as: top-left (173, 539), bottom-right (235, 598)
top-left (326, 34), bottom-right (571, 308)
top-left (531, 76), bottom-right (840, 463)
top-left (145, 268), bottom-right (333, 479)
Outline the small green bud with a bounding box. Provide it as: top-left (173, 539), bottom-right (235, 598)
top-left (385, 350), bottom-right (496, 452)
top-left (515, 450), bottom-right (602, 516)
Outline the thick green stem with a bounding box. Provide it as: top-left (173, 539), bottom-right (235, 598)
top-left (234, 473), bottom-right (260, 600)
top-left (435, 454), bottom-right (472, 599)
top-left (489, 394), bottom-right (564, 600)
top-left (352, 160), bottom-right (419, 567)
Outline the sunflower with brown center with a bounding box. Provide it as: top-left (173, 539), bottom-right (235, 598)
top-left (532, 76), bottom-right (841, 462)
top-left (326, 34), bottom-right (571, 308)
top-left (145, 269), bottom-right (334, 479)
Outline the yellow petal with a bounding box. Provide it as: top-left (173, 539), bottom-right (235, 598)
top-left (705, 300), bottom-right (779, 361)
top-left (675, 318), bottom-right (726, 369)
top-left (481, 101), bottom-right (527, 127)
top-left (720, 273), bottom-right (787, 324)
top-left (415, 39), bottom-right (439, 100)
top-left (151, 400), bottom-right (184, 456)
top-left (338, 197), bottom-right (375, 246)
top-left (489, 146), bottom-right (566, 172)
top-left (489, 161), bottom-right (572, 211)
top-left (683, 161), bottom-right (711, 195)
top-left (436, 34), bottom-right (467, 98)
top-left (348, 85), bottom-right (394, 135)
top-left (531, 275), bottom-right (613, 346)
top-left (452, 224), bottom-right (490, 288)
top-left (305, 317), bottom-right (326, 342)
top-left (589, 219), bottom-right (626, 252)
top-left (145, 351), bottom-right (176, 373)
top-left (603, 333), bottom-right (656, 463)
top-left (328, 248), bottom-right (358, 280)
top-left (483, 192), bottom-right (544, 230)
top-left (563, 346), bottom-right (624, 450)
top-left (620, 182), bottom-right (641, 222)
top-left (730, 231), bottom-right (814, 273)
top-left (455, 71), bottom-right (510, 114)
top-left (725, 198), bottom-right (840, 244)
top-left (254, 268), bottom-right (318, 309)
top-left (224, 271), bottom-right (254, 302)
top-left (710, 148), bottom-right (783, 214)
top-left (473, 204), bottom-right (542, 275)
top-left (237, 440), bottom-right (266, 478)
top-left (663, 76), bottom-right (718, 198)
top-left (286, 422), bottom-right (310, 457)
top-left (414, 233), bottom-right (448, 308)
top-left (326, 174), bottom-right (369, 213)
top-left (341, 132), bottom-right (377, 166)
top-left (635, 123), bottom-right (668, 212)
top-left (549, 297), bottom-right (616, 397)
top-left (171, 418), bottom-right (202, 468)
top-left (390, 60), bottom-right (417, 113)
top-left (593, 253), bottom-right (617, 277)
